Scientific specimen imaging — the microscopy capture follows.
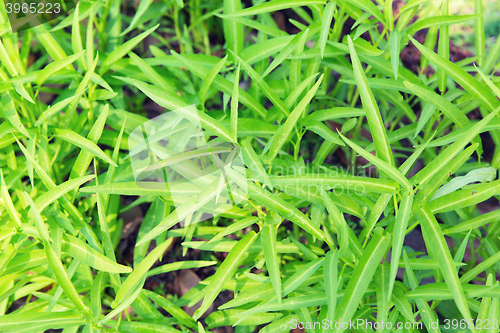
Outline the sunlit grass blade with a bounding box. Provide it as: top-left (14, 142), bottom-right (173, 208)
top-left (410, 36), bottom-right (500, 111)
top-left (194, 231), bottom-right (257, 320)
top-left (415, 203), bottom-right (476, 331)
top-left (53, 128), bottom-right (117, 167)
top-left (332, 228), bottom-right (391, 333)
top-left (412, 106), bottom-right (500, 187)
top-left (99, 24), bottom-right (159, 75)
top-left (111, 238), bottom-right (173, 308)
top-left (199, 55), bottom-right (228, 107)
top-left (263, 74), bottom-right (324, 164)
top-left (223, 0), bottom-right (326, 17)
top-left (61, 234), bottom-right (132, 273)
top-left (347, 35), bottom-right (394, 166)
top-left (261, 224), bottom-right (281, 306)
top-left (230, 62), bottom-right (240, 141)
top-left (338, 132), bottom-right (411, 190)
top-left (388, 191), bottom-right (413, 298)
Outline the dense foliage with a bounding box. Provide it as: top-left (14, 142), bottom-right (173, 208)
top-left (1, 0), bottom-right (500, 332)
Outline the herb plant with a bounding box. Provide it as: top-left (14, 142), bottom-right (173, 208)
top-left (1, 0), bottom-right (500, 332)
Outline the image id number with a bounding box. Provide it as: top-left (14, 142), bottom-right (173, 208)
top-left (443, 319), bottom-right (499, 330)
top-left (6, 2), bottom-right (61, 14)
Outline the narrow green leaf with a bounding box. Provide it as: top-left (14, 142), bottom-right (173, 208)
top-left (415, 203), bottom-right (475, 330)
top-left (111, 238), bottom-right (174, 308)
top-left (223, 0), bottom-right (243, 58)
top-left (338, 132), bottom-right (411, 191)
top-left (53, 128), bottom-right (117, 167)
top-left (324, 250), bottom-right (339, 324)
top-left (407, 14), bottom-right (480, 36)
top-left (0, 169), bottom-right (21, 227)
top-left (375, 262), bottom-right (391, 327)
top-left (100, 24), bottom-right (159, 75)
top-left (230, 62), bottom-right (240, 141)
top-left (389, 30), bottom-right (401, 79)
top-left (35, 175), bottom-right (95, 212)
top-left (261, 224), bottom-right (281, 306)
top-left (388, 191), bottom-right (413, 297)
top-left (410, 36), bottom-right (500, 111)
top-left (120, 0), bottom-right (154, 36)
top-left (129, 52), bottom-right (175, 93)
top-left (199, 55), bottom-right (228, 107)
top-left (263, 74), bottom-right (324, 164)
top-left (438, 0), bottom-right (449, 93)
top-left (223, 0), bottom-right (326, 17)
top-left (347, 35), bottom-right (394, 166)
top-left (332, 228), bottom-right (391, 333)
top-left (475, 0), bottom-right (485, 67)
top-left (61, 234), bottom-right (132, 273)
top-left (320, 2), bottom-right (335, 58)
top-left (143, 290), bottom-right (197, 330)
top-left (412, 106), bottom-right (500, 186)
top-left (241, 137), bottom-right (272, 189)
top-left (193, 231), bottom-right (258, 320)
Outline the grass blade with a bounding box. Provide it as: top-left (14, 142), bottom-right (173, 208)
top-left (347, 35), bottom-right (394, 166)
top-left (194, 231), bottom-right (258, 320)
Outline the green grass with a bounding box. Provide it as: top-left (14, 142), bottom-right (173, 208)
top-left (1, 0), bottom-right (500, 332)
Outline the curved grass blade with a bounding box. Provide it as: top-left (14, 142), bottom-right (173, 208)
top-left (223, 0), bottom-right (326, 17)
top-left (305, 120), bottom-right (344, 146)
top-left (35, 94), bottom-right (81, 126)
top-left (260, 31), bottom-right (301, 80)
top-left (407, 14), bottom-right (480, 36)
top-left (199, 55), bottom-right (228, 107)
top-left (230, 62), bottom-right (240, 141)
top-left (404, 80), bottom-right (470, 135)
top-left (412, 106), bottom-right (500, 186)
top-left (347, 35), bottom-right (394, 166)
top-left (319, 1), bottom-right (335, 58)
top-left (475, 0), bottom-right (485, 67)
top-left (261, 224), bottom-right (281, 306)
top-left (410, 36), bottom-right (500, 112)
top-left (169, 50), bottom-right (267, 118)
top-left (263, 74), bottom-right (324, 164)
top-left (430, 166), bottom-right (496, 201)
top-left (388, 191), bottom-right (413, 299)
top-left (100, 24), bottom-right (159, 74)
top-left (389, 30), bottom-right (401, 79)
top-left (193, 231), bottom-right (258, 320)
top-left (143, 290), bottom-right (197, 330)
top-left (61, 234), bottom-right (132, 273)
top-left (415, 203), bottom-right (476, 331)
top-left (36, 52), bottom-right (83, 86)
top-left (111, 238), bottom-right (173, 308)
top-left (241, 137), bottom-right (272, 189)
top-left (438, 0), bottom-right (449, 93)
top-left (417, 143), bottom-right (478, 202)
top-left (428, 179), bottom-right (500, 213)
top-left (121, 0), bottom-right (154, 36)
top-left (34, 175), bottom-right (95, 212)
top-left (230, 50), bottom-right (290, 118)
top-left (346, 0), bottom-right (385, 24)
top-left (338, 132), bottom-right (411, 191)
top-left (223, 0), bottom-right (243, 59)
top-left (129, 52), bottom-right (175, 93)
top-left (147, 260), bottom-right (217, 277)
top-left (376, 262), bottom-right (391, 327)
top-left (53, 128), bottom-right (117, 167)
top-left (324, 250), bottom-right (339, 324)
top-left (332, 228), bottom-right (391, 333)
top-left (0, 169), bottom-right (21, 227)
top-left (443, 210), bottom-right (500, 235)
